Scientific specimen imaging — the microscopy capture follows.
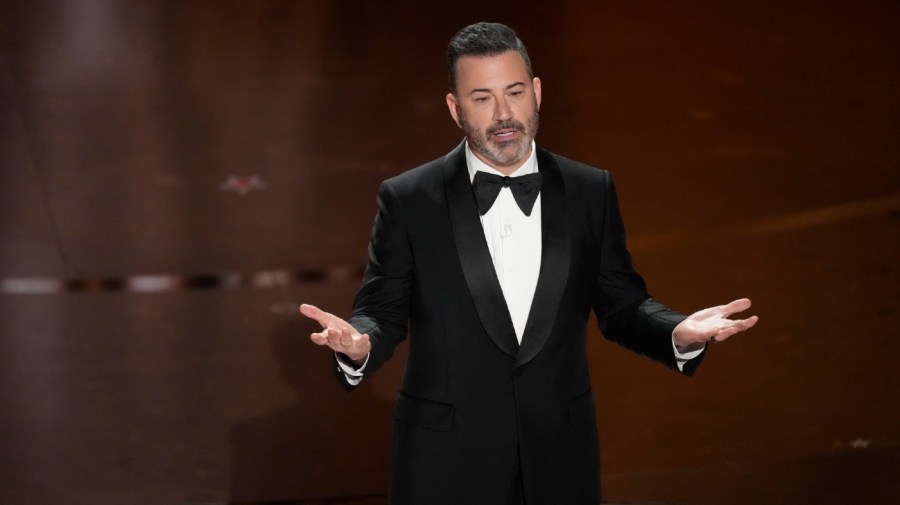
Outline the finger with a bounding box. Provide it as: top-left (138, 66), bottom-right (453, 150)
top-left (310, 331), bottom-right (329, 345)
top-left (733, 316), bottom-right (759, 333)
top-left (299, 303), bottom-right (331, 327)
top-left (738, 315), bottom-right (759, 329)
top-left (340, 327), bottom-right (354, 347)
top-left (712, 327), bottom-right (739, 342)
top-left (324, 327), bottom-right (344, 350)
top-left (718, 315), bottom-right (758, 332)
top-left (356, 333), bottom-right (372, 352)
top-left (718, 298), bottom-right (752, 318)
top-left (712, 315), bottom-right (759, 341)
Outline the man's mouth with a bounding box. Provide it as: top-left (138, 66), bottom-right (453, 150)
top-left (492, 128), bottom-right (519, 139)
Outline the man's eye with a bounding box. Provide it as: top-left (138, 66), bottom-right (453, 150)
top-left (474, 96), bottom-right (489, 103)
top-left (510, 91), bottom-right (523, 97)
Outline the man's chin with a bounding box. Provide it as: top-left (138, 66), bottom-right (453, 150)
top-left (468, 137), bottom-right (531, 168)
top-left (494, 146), bottom-right (530, 166)
top-left (490, 155), bottom-right (527, 168)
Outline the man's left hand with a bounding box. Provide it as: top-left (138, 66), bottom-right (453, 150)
top-left (673, 298), bottom-right (758, 350)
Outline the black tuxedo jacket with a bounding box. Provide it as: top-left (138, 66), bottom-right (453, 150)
top-left (345, 142), bottom-right (703, 504)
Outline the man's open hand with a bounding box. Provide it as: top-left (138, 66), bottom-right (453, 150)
top-left (673, 298), bottom-right (758, 350)
top-left (300, 304), bottom-right (371, 364)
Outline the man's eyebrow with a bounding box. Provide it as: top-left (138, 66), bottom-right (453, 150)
top-left (468, 82), bottom-right (527, 95)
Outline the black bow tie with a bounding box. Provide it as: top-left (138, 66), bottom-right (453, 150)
top-left (472, 171), bottom-right (542, 216)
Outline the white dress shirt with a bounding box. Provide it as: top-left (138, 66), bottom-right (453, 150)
top-left (465, 142), bottom-right (541, 342)
top-left (337, 141), bottom-right (701, 383)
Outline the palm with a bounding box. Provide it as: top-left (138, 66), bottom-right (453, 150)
top-left (300, 303), bottom-right (371, 363)
top-left (674, 298), bottom-right (758, 347)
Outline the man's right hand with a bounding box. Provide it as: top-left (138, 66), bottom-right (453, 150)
top-left (299, 304), bottom-right (371, 365)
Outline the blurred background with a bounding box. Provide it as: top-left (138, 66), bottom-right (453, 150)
top-left (1, 1), bottom-right (898, 504)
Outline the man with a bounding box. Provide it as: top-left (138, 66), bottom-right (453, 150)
top-left (300, 22), bottom-right (757, 505)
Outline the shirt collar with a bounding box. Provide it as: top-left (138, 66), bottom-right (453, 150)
top-left (465, 140), bottom-right (538, 183)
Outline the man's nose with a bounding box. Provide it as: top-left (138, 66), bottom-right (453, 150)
top-left (493, 97), bottom-right (512, 121)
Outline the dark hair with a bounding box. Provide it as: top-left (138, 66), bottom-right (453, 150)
top-left (446, 22), bottom-right (533, 93)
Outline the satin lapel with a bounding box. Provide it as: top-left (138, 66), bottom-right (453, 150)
top-left (443, 143), bottom-right (520, 359)
top-left (515, 148), bottom-right (571, 369)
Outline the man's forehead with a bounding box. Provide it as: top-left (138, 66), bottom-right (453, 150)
top-left (454, 51), bottom-right (531, 90)
top-left (455, 50), bottom-right (528, 70)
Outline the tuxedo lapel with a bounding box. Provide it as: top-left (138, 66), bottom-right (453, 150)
top-left (443, 143), bottom-right (520, 359)
top-left (516, 148), bottom-right (571, 369)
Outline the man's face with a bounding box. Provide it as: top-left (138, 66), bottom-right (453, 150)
top-left (446, 50), bottom-right (542, 173)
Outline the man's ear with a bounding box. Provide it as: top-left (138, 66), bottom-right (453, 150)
top-left (446, 93), bottom-right (463, 128)
top-left (533, 77), bottom-right (542, 110)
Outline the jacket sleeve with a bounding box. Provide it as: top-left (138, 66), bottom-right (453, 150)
top-left (340, 179), bottom-right (413, 389)
top-left (590, 174), bottom-right (703, 376)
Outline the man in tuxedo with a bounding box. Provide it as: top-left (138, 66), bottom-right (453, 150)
top-left (300, 22), bottom-right (757, 505)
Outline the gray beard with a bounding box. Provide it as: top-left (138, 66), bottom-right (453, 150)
top-left (460, 110), bottom-right (540, 168)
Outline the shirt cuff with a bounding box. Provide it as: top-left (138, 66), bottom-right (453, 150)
top-left (672, 332), bottom-right (705, 372)
top-left (335, 352), bottom-right (370, 386)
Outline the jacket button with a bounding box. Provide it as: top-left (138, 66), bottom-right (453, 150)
top-left (512, 368), bottom-right (523, 377)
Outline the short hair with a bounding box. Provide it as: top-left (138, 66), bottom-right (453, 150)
top-left (446, 22), bottom-right (533, 93)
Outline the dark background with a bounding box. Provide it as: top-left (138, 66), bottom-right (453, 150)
top-left (1, 1), bottom-right (898, 504)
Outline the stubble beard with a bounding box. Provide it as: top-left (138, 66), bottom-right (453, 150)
top-left (460, 109), bottom-right (540, 169)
